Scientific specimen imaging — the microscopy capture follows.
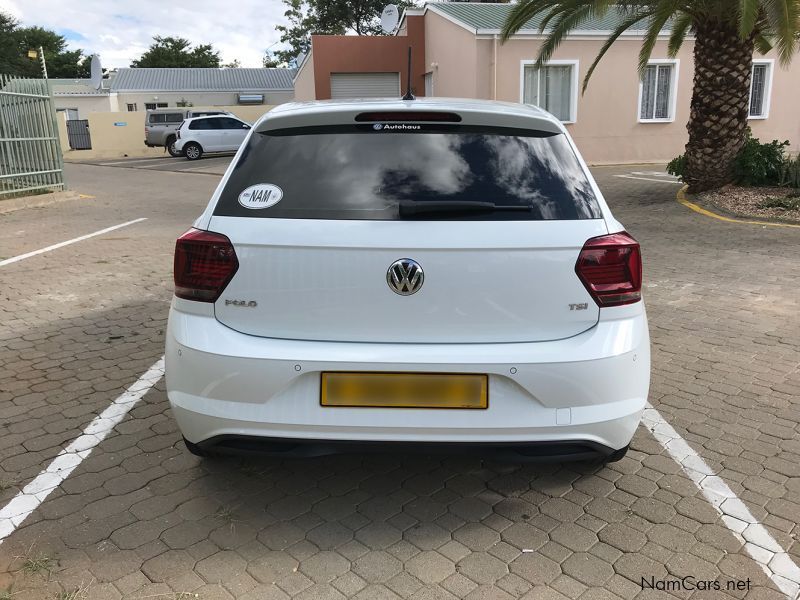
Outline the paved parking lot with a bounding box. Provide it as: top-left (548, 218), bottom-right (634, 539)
top-left (69, 154), bottom-right (235, 176)
top-left (0, 162), bottom-right (798, 600)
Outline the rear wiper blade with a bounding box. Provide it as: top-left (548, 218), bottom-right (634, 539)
top-left (399, 200), bottom-right (532, 217)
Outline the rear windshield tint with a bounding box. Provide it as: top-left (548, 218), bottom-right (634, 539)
top-left (214, 124), bottom-right (601, 220)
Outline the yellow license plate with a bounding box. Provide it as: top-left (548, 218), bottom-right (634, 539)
top-left (321, 372), bottom-right (488, 409)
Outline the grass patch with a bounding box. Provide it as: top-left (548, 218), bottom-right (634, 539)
top-left (0, 478), bottom-right (16, 492)
top-left (213, 504), bottom-right (238, 522)
top-left (17, 547), bottom-right (56, 577)
top-left (760, 194), bottom-right (800, 211)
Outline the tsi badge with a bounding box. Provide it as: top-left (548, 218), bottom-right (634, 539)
top-left (569, 303), bottom-right (589, 311)
top-left (225, 299), bottom-right (258, 308)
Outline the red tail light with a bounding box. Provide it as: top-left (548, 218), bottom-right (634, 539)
top-left (575, 232), bottom-right (642, 307)
top-left (174, 229), bottom-right (238, 302)
top-left (355, 111), bottom-right (462, 122)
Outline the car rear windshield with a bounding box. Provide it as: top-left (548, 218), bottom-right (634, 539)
top-left (214, 124), bottom-right (601, 220)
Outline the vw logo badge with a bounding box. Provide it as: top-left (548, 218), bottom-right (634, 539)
top-left (373, 123), bottom-right (384, 130)
top-left (387, 258), bottom-right (424, 295)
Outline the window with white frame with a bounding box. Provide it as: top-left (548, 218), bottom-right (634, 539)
top-left (639, 61), bottom-right (677, 121)
top-left (521, 62), bottom-right (577, 122)
top-left (749, 61), bottom-right (772, 118)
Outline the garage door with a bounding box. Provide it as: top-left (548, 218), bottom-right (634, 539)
top-left (330, 73), bottom-right (400, 99)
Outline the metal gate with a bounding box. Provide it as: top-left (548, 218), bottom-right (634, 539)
top-left (0, 75), bottom-right (65, 197)
top-left (66, 119), bottom-right (91, 150)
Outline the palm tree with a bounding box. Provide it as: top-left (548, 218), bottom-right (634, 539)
top-left (501, 1), bottom-right (799, 192)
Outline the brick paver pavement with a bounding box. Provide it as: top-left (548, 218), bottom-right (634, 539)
top-left (0, 161), bottom-right (797, 599)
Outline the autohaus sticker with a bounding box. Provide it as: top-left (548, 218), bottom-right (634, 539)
top-left (373, 123), bottom-right (421, 131)
top-left (238, 184), bottom-right (283, 209)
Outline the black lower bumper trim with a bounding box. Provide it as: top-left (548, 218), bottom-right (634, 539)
top-left (192, 435), bottom-right (626, 464)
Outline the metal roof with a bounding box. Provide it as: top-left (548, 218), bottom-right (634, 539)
top-left (111, 68), bottom-right (297, 92)
top-left (51, 78), bottom-right (113, 95)
top-left (428, 2), bottom-right (658, 33)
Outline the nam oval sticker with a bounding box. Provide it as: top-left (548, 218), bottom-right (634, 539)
top-left (238, 184), bottom-right (283, 209)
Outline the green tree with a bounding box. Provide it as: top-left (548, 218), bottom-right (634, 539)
top-left (501, 1), bottom-right (800, 192)
top-left (263, 51), bottom-right (282, 68)
top-left (0, 12), bottom-right (23, 74)
top-left (16, 27), bottom-right (87, 78)
top-left (0, 14), bottom-right (89, 78)
top-left (274, 0), bottom-right (417, 64)
top-left (131, 36), bottom-right (221, 68)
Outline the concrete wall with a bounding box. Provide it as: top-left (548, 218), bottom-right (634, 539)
top-left (54, 95), bottom-right (114, 119)
top-left (56, 112), bottom-right (70, 153)
top-left (426, 13), bottom-right (800, 163)
top-left (749, 60), bottom-right (800, 153)
top-left (492, 38), bottom-right (696, 163)
top-left (294, 54), bottom-right (316, 101)
top-left (310, 14), bottom-right (426, 99)
top-left (425, 11), bottom-right (478, 98)
top-left (115, 91), bottom-right (292, 110)
top-left (64, 105), bottom-right (275, 160)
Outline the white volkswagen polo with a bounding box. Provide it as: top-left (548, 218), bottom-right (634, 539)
top-left (166, 97), bottom-right (650, 463)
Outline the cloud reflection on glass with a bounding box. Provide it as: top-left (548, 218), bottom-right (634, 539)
top-left (222, 130), bottom-right (601, 220)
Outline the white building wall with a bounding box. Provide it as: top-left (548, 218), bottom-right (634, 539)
top-left (53, 95), bottom-right (113, 119)
top-left (116, 90), bottom-right (293, 111)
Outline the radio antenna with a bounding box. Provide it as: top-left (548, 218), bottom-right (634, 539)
top-left (402, 46), bottom-right (415, 100)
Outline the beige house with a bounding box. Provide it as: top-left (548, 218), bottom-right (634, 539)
top-left (294, 2), bottom-right (799, 164)
top-left (54, 67), bottom-right (296, 120)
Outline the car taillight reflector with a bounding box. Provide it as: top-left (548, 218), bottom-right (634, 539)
top-left (174, 229), bottom-right (238, 302)
top-left (575, 232), bottom-right (642, 307)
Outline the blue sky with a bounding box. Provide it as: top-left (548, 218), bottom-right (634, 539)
top-left (59, 28), bottom-right (86, 42)
top-left (0, 0), bottom-right (288, 68)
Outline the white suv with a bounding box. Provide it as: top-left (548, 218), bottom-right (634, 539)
top-left (166, 98), bottom-right (650, 463)
top-left (174, 115), bottom-right (252, 160)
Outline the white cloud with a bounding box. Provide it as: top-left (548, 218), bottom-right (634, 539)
top-left (1, 0), bottom-right (289, 69)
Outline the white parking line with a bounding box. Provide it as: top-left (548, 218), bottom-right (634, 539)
top-left (0, 218), bottom-right (147, 267)
top-left (0, 357), bottom-right (165, 545)
top-left (179, 163), bottom-right (229, 173)
top-left (615, 175), bottom-right (682, 184)
top-left (0, 356), bottom-right (795, 598)
top-left (643, 406), bottom-right (800, 599)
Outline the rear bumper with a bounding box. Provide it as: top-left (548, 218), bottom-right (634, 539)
top-left (166, 299), bottom-right (650, 454)
top-left (191, 436), bottom-right (628, 463)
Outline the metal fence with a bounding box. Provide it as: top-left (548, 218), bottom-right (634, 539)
top-left (0, 75), bottom-right (64, 197)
